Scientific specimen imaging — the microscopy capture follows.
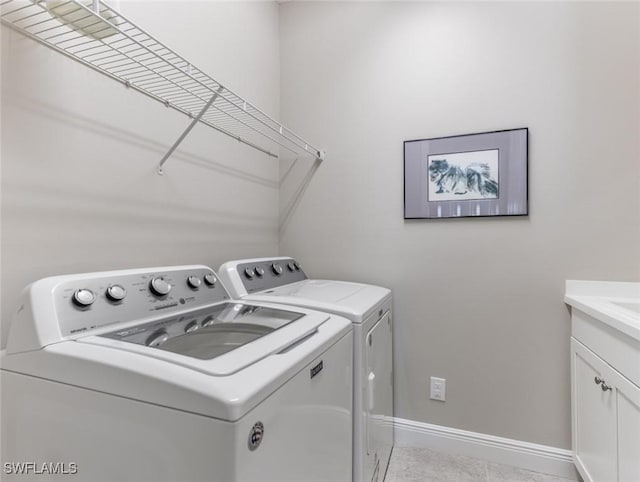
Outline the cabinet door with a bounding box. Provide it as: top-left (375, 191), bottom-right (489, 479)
top-left (612, 364), bottom-right (640, 482)
top-left (571, 339), bottom-right (617, 482)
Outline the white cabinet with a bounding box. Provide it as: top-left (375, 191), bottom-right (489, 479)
top-left (617, 376), bottom-right (640, 482)
top-left (571, 340), bottom-right (617, 481)
top-left (571, 339), bottom-right (640, 482)
top-left (567, 280), bottom-right (640, 482)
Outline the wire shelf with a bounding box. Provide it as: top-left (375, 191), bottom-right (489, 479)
top-left (1, 0), bottom-right (324, 171)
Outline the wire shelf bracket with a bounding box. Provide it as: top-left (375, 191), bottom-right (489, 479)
top-left (157, 86), bottom-right (224, 175)
top-left (0, 0), bottom-right (326, 173)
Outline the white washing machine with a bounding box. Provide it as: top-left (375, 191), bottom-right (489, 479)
top-left (1, 265), bottom-right (353, 482)
top-left (218, 257), bottom-right (394, 482)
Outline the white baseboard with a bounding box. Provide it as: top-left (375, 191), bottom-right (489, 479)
top-left (394, 417), bottom-right (579, 481)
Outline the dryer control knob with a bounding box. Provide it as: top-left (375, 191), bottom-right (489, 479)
top-left (106, 284), bottom-right (126, 302)
top-left (255, 266), bottom-right (265, 277)
top-left (187, 276), bottom-right (201, 289)
top-left (149, 277), bottom-right (171, 296)
top-left (73, 289), bottom-right (96, 307)
top-left (271, 263), bottom-right (283, 275)
top-left (244, 267), bottom-right (255, 279)
top-left (203, 273), bottom-right (217, 287)
top-left (287, 262), bottom-right (295, 271)
top-left (294, 261), bottom-right (301, 271)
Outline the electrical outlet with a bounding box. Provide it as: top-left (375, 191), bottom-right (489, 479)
top-left (430, 377), bottom-right (446, 402)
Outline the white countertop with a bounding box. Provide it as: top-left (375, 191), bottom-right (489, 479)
top-left (565, 280), bottom-right (640, 342)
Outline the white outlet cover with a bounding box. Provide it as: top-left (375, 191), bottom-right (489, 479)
top-left (430, 376), bottom-right (446, 401)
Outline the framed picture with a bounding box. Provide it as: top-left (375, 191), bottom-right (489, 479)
top-left (404, 128), bottom-right (528, 219)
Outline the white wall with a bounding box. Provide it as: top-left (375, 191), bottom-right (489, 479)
top-left (1, 1), bottom-right (281, 345)
top-left (279, 1), bottom-right (640, 449)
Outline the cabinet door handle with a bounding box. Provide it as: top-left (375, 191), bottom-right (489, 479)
top-left (595, 376), bottom-right (613, 391)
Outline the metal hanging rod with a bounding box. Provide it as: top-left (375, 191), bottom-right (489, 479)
top-left (0, 0), bottom-right (326, 172)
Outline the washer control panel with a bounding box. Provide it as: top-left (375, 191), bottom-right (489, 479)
top-left (236, 258), bottom-right (307, 294)
top-left (54, 266), bottom-right (229, 337)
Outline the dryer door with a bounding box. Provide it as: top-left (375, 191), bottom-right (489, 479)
top-left (365, 311), bottom-right (394, 482)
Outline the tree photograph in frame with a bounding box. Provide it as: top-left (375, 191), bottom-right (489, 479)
top-left (427, 149), bottom-right (499, 202)
top-left (404, 128), bottom-right (528, 219)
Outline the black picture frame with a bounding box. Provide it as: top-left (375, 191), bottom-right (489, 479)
top-left (404, 128), bottom-right (528, 219)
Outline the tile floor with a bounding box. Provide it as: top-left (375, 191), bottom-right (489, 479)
top-left (384, 447), bottom-right (578, 482)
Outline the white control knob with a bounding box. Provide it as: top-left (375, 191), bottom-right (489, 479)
top-left (106, 284), bottom-right (126, 302)
top-left (187, 276), bottom-right (201, 289)
top-left (271, 263), bottom-right (283, 275)
top-left (204, 273), bottom-right (217, 287)
top-left (294, 261), bottom-right (301, 271)
top-left (244, 267), bottom-right (255, 279)
top-left (149, 277), bottom-right (171, 296)
top-left (73, 289), bottom-right (96, 307)
top-left (255, 266), bottom-right (265, 277)
top-left (287, 262), bottom-right (295, 271)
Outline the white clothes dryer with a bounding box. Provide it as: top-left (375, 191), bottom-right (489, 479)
top-left (218, 257), bottom-right (394, 482)
top-left (1, 265), bottom-right (353, 482)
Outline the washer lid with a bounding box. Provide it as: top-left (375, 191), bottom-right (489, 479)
top-left (99, 302), bottom-right (303, 360)
top-left (247, 280), bottom-right (391, 322)
top-left (78, 302), bottom-right (325, 376)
